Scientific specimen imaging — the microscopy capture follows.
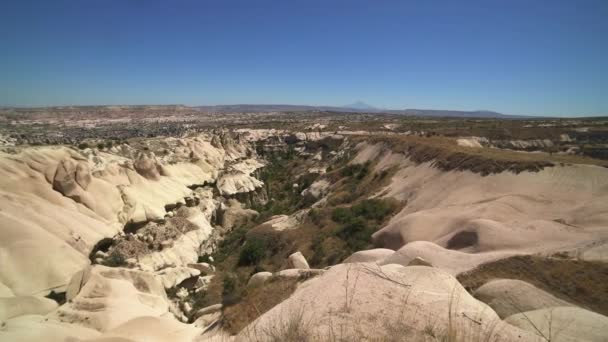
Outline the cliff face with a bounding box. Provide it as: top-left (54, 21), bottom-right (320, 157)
top-left (0, 132), bottom-right (262, 297)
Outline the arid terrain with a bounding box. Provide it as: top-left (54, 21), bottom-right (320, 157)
top-left (1, 106), bottom-right (607, 341)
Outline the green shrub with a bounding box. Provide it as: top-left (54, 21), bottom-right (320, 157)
top-left (104, 251), bottom-right (127, 267)
top-left (335, 217), bottom-right (374, 251)
top-left (331, 207), bottom-right (353, 224)
top-left (351, 199), bottom-right (394, 221)
top-left (238, 238), bottom-right (267, 266)
top-left (340, 162), bottom-right (370, 179)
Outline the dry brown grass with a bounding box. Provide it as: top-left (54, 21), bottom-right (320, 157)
top-left (356, 135), bottom-right (608, 175)
top-left (223, 277), bottom-right (299, 334)
top-left (457, 255), bottom-right (608, 317)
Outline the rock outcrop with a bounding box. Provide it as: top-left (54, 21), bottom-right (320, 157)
top-left (241, 263), bottom-right (538, 341)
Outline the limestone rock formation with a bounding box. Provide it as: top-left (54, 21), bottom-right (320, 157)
top-left (51, 265), bottom-right (170, 332)
top-left (474, 278), bottom-right (572, 318)
top-left (506, 306), bottom-right (608, 342)
top-left (247, 272), bottom-right (273, 288)
top-left (241, 263), bottom-right (538, 341)
top-left (288, 251), bottom-right (310, 269)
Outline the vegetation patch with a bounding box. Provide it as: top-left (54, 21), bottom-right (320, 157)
top-left (222, 277), bottom-right (299, 334)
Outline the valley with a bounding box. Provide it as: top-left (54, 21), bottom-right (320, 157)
top-left (0, 108), bottom-right (607, 341)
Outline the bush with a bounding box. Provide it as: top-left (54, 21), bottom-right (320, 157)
top-left (335, 217), bottom-right (374, 251)
top-left (77, 142), bottom-right (89, 149)
top-left (340, 162), bottom-right (370, 179)
top-left (331, 207), bottom-right (353, 224)
top-left (351, 199), bottom-right (394, 221)
top-left (104, 251), bottom-right (127, 267)
top-left (238, 238), bottom-right (267, 266)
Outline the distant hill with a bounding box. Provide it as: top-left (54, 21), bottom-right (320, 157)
top-left (3, 104), bottom-right (531, 118)
top-left (196, 104), bottom-right (527, 118)
top-left (343, 101), bottom-right (378, 111)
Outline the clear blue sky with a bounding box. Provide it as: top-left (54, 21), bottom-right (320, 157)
top-left (1, 0), bottom-right (607, 116)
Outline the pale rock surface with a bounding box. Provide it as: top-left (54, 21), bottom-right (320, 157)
top-left (0, 296), bottom-right (58, 321)
top-left (343, 248), bottom-right (395, 263)
top-left (138, 211), bottom-right (214, 272)
top-left (82, 315), bottom-right (202, 342)
top-left (474, 279), bottom-right (572, 318)
top-left (49, 265), bottom-right (169, 332)
top-left (258, 209), bottom-right (308, 231)
top-left (288, 251), bottom-right (310, 269)
top-left (188, 262), bottom-right (215, 275)
top-left (216, 173), bottom-right (263, 196)
top-left (406, 256), bottom-right (433, 267)
top-left (0, 314), bottom-right (100, 342)
top-left (274, 269), bottom-right (325, 279)
top-left (505, 306), bottom-right (608, 342)
top-left (360, 142), bottom-right (608, 272)
top-left (301, 179), bottom-right (330, 199)
top-left (155, 266), bottom-right (200, 289)
top-left (378, 241), bottom-right (518, 275)
top-left (241, 263), bottom-right (538, 341)
top-left (0, 134), bottom-right (255, 296)
top-left (247, 272), bottom-right (273, 288)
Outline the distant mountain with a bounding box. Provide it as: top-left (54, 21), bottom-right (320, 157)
top-left (196, 104), bottom-right (527, 118)
top-left (4, 104), bottom-right (532, 118)
top-left (387, 109), bottom-right (525, 118)
top-left (343, 101), bottom-right (378, 111)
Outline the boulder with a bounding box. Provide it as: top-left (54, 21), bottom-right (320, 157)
top-left (187, 262), bottom-right (215, 275)
top-left (274, 269), bottom-right (324, 280)
top-left (247, 272), bottom-right (273, 288)
top-left (474, 278), bottom-right (572, 318)
top-left (49, 265), bottom-right (169, 332)
top-left (288, 251), bottom-right (310, 269)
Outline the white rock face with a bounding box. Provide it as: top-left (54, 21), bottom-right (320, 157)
top-left (0, 133), bottom-right (257, 297)
top-left (343, 248), bottom-right (395, 263)
top-left (288, 251), bottom-right (310, 269)
top-left (360, 141), bottom-right (608, 273)
top-left (506, 307), bottom-right (608, 342)
top-left (258, 210), bottom-right (309, 231)
top-left (301, 179), bottom-right (330, 199)
top-left (188, 262), bottom-right (215, 275)
top-left (155, 266), bottom-right (200, 289)
top-left (138, 211), bottom-right (215, 272)
top-left (247, 272), bottom-right (273, 288)
top-left (82, 315), bottom-right (203, 342)
top-left (474, 279), bottom-right (572, 318)
top-left (50, 265), bottom-right (170, 332)
top-left (0, 296), bottom-right (58, 321)
top-left (0, 132), bottom-right (262, 341)
top-left (241, 263), bottom-right (538, 341)
top-left (217, 172), bottom-right (263, 196)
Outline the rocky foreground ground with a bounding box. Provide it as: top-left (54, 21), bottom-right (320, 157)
top-left (1, 126), bottom-right (607, 341)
